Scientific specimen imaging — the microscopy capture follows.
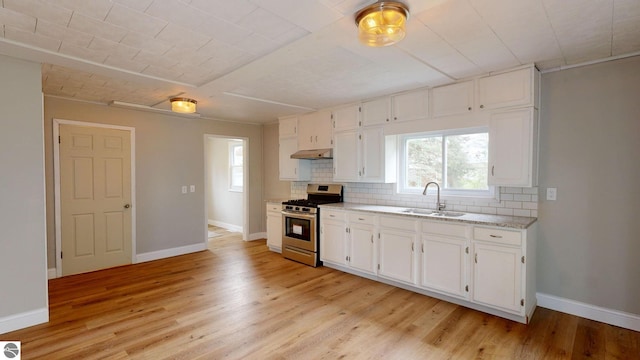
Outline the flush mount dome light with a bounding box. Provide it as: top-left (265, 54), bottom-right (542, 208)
top-left (355, 1), bottom-right (409, 47)
top-left (170, 97), bottom-right (197, 114)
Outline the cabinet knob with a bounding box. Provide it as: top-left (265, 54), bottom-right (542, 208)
top-left (394, 117), bottom-right (397, 120)
top-left (386, 118), bottom-right (389, 122)
top-left (480, 104), bottom-right (485, 109)
top-left (468, 107), bottom-right (472, 111)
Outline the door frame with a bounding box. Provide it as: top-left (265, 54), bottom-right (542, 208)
top-left (203, 134), bottom-right (249, 242)
top-left (53, 119), bottom-right (137, 278)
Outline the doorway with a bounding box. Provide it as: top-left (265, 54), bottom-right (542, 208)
top-left (54, 119), bottom-right (136, 277)
top-left (204, 135), bottom-right (248, 242)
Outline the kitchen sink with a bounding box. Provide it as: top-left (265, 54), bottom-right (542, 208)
top-left (401, 208), bottom-right (465, 217)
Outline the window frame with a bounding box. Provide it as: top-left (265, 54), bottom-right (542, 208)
top-left (396, 127), bottom-right (495, 199)
top-left (228, 142), bottom-right (243, 192)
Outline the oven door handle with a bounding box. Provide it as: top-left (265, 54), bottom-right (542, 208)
top-left (281, 211), bottom-right (317, 220)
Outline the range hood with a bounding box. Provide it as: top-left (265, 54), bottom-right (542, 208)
top-left (290, 149), bottom-right (333, 159)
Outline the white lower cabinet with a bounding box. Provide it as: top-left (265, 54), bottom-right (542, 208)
top-left (378, 216), bottom-right (417, 285)
top-left (266, 202), bottom-right (282, 252)
top-left (420, 222), bottom-right (471, 299)
top-left (472, 227), bottom-right (528, 314)
top-left (318, 207), bottom-right (536, 323)
top-left (347, 213), bottom-right (377, 274)
top-left (320, 210), bottom-right (347, 265)
top-left (472, 242), bottom-right (522, 312)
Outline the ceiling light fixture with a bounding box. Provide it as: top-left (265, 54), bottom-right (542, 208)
top-left (170, 97), bottom-right (197, 114)
top-left (355, 1), bottom-right (410, 47)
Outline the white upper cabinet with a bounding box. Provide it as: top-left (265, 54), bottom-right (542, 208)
top-left (361, 97), bottom-right (390, 126)
top-left (332, 130), bottom-right (359, 182)
top-left (279, 136), bottom-right (311, 181)
top-left (391, 89), bottom-right (429, 122)
top-left (298, 110), bottom-right (333, 150)
top-left (333, 127), bottom-right (396, 183)
top-left (279, 116), bottom-right (297, 138)
top-left (332, 104), bottom-right (361, 132)
top-left (362, 89), bottom-right (429, 126)
top-left (488, 108), bottom-right (538, 187)
top-left (431, 80), bottom-right (475, 117)
top-left (477, 67), bottom-right (535, 110)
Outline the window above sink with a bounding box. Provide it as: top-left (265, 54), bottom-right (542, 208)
top-left (397, 127), bottom-right (496, 199)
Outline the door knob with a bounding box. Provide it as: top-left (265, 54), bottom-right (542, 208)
top-left (124, 204), bottom-right (131, 209)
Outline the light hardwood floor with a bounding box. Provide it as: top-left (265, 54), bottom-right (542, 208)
top-left (5, 236), bottom-right (639, 359)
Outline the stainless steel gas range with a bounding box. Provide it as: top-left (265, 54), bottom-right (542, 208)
top-left (281, 184), bottom-right (343, 267)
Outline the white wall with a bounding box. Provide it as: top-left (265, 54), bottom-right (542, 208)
top-left (0, 55), bottom-right (48, 333)
top-left (207, 137), bottom-right (243, 229)
top-left (538, 56), bottom-right (640, 315)
top-left (292, 161), bottom-right (539, 217)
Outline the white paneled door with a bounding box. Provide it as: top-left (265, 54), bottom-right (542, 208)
top-left (60, 124), bottom-right (132, 276)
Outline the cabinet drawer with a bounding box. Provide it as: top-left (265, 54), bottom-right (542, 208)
top-left (423, 221), bottom-right (470, 238)
top-left (266, 203), bottom-right (281, 212)
top-left (473, 227), bottom-right (521, 246)
top-left (348, 212), bottom-right (376, 225)
top-left (322, 209), bottom-right (345, 221)
top-left (380, 216), bottom-right (416, 231)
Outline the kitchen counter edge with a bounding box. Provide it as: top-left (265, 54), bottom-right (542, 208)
top-left (319, 203), bottom-right (537, 229)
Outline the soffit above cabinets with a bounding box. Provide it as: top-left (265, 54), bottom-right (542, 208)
top-left (1, 0), bottom-right (639, 123)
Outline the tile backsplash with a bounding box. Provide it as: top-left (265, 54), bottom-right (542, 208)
top-left (291, 159), bottom-right (538, 218)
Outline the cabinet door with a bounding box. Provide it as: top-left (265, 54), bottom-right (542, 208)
top-left (478, 67), bottom-right (533, 110)
top-left (333, 130), bottom-right (359, 182)
top-left (298, 111), bottom-right (332, 150)
top-left (360, 127), bottom-right (384, 182)
top-left (473, 242), bottom-right (522, 313)
top-left (421, 235), bottom-right (468, 298)
top-left (333, 104), bottom-right (360, 132)
top-left (431, 81), bottom-right (474, 117)
top-left (391, 89), bottom-right (429, 122)
top-left (379, 228), bottom-right (416, 284)
top-left (266, 211), bottom-right (282, 251)
top-left (320, 220), bottom-right (347, 265)
top-left (279, 117), bottom-right (297, 138)
top-left (361, 97), bottom-right (390, 126)
top-left (488, 108), bottom-right (535, 186)
top-left (279, 137), bottom-right (310, 180)
top-left (349, 223), bottom-right (376, 274)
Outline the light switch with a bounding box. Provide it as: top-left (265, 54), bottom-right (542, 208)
top-left (181, 185), bottom-right (188, 194)
top-left (190, 185), bottom-right (195, 193)
top-left (546, 187), bottom-right (557, 201)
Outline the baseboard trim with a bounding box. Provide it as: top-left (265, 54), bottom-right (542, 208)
top-left (208, 220), bottom-right (242, 233)
top-left (537, 293), bottom-right (640, 331)
top-left (248, 232), bottom-right (267, 241)
top-left (0, 308), bottom-right (49, 334)
top-left (136, 243), bottom-right (207, 264)
top-left (47, 268), bottom-right (57, 279)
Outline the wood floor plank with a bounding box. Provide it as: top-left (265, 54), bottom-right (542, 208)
top-left (4, 236), bottom-right (639, 359)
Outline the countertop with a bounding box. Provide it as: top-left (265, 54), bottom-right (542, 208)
top-left (319, 203), bottom-right (537, 229)
top-left (265, 199), bottom-right (288, 204)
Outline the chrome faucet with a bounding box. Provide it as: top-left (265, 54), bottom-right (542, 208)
top-left (423, 181), bottom-right (446, 211)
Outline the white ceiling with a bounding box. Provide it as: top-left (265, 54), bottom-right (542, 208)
top-left (1, 0), bottom-right (639, 123)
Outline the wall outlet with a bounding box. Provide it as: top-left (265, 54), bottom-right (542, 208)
top-left (546, 187), bottom-right (557, 201)
top-left (190, 185), bottom-right (195, 193)
top-left (181, 185), bottom-right (188, 194)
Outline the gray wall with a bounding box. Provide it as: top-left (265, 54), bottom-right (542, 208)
top-left (207, 137), bottom-right (243, 228)
top-left (0, 56), bottom-right (48, 327)
top-left (538, 56), bottom-right (640, 315)
top-left (43, 97), bottom-right (264, 266)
